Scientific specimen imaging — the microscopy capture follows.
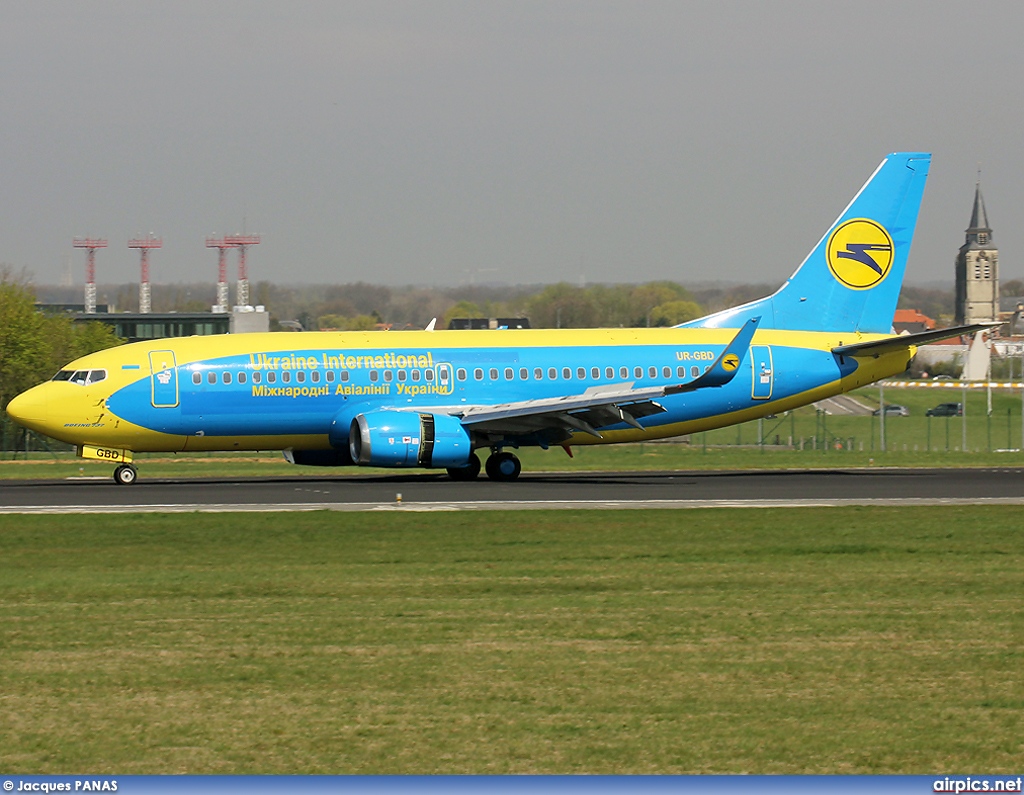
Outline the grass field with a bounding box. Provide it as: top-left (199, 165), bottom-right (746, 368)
top-left (1, 508), bottom-right (1021, 773)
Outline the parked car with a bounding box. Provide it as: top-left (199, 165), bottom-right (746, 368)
top-left (926, 402), bottom-right (963, 417)
top-left (872, 404), bottom-right (909, 416)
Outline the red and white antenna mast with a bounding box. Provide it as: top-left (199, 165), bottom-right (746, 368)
top-left (205, 237), bottom-right (238, 312)
top-left (128, 235), bottom-right (162, 314)
top-left (224, 234), bottom-right (260, 307)
top-left (72, 238), bottom-right (107, 314)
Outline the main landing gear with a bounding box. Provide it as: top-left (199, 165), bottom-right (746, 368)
top-left (446, 450), bottom-right (522, 482)
top-left (113, 464), bottom-right (138, 485)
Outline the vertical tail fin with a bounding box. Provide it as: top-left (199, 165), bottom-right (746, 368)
top-left (682, 152), bottom-right (931, 333)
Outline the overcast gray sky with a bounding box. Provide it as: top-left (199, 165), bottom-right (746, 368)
top-left (3, 1), bottom-right (1022, 288)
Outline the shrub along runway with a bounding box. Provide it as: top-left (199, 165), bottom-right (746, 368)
top-left (1, 467), bottom-right (1024, 513)
top-left (0, 507), bottom-right (1021, 773)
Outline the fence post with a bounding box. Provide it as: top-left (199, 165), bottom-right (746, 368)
top-left (961, 382), bottom-right (968, 453)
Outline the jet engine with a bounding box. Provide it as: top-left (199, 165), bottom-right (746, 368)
top-left (349, 410), bottom-right (473, 468)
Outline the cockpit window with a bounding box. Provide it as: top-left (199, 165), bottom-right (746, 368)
top-left (54, 369), bottom-right (107, 385)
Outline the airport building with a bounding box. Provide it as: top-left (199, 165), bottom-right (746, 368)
top-left (37, 304), bottom-right (269, 343)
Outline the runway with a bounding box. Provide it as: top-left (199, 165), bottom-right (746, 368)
top-left (1, 467), bottom-right (1022, 513)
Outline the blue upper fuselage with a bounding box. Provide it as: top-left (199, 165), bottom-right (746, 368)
top-left (102, 332), bottom-right (854, 446)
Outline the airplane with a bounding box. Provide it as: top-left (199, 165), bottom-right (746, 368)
top-left (6, 152), bottom-right (995, 485)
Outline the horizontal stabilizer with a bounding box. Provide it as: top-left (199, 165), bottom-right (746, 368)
top-left (831, 322), bottom-right (1003, 357)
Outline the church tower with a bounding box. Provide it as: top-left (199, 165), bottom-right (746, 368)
top-left (955, 182), bottom-right (999, 324)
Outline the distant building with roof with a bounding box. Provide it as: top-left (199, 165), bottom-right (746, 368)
top-left (955, 181), bottom-right (1000, 325)
top-left (893, 308), bottom-right (935, 334)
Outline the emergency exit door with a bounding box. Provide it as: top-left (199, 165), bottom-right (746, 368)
top-left (751, 345), bottom-right (773, 400)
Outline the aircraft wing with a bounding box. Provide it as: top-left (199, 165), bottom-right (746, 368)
top-left (458, 317), bottom-right (761, 439)
top-left (831, 322), bottom-right (1003, 357)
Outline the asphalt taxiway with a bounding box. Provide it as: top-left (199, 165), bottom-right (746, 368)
top-left (1, 467), bottom-right (1022, 513)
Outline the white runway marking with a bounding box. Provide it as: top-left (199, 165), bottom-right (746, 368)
top-left (3, 497), bottom-right (1024, 514)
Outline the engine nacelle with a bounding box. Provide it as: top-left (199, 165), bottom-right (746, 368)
top-left (349, 410), bottom-right (473, 468)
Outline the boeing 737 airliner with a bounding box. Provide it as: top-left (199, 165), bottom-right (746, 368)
top-left (7, 152), bottom-right (993, 484)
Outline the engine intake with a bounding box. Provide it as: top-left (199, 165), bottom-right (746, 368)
top-left (349, 410), bottom-right (472, 468)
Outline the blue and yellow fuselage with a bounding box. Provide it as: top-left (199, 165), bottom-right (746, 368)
top-left (7, 326), bottom-right (912, 462)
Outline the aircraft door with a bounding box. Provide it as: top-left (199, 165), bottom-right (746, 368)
top-left (435, 362), bottom-right (453, 395)
top-left (149, 350), bottom-right (179, 408)
top-left (751, 345), bottom-right (773, 400)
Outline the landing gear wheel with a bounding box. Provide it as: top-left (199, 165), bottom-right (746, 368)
top-left (447, 452), bottom-right (481, 481)
top-left (113, 464), bottom-right (138, 486)
top-left (485, 451), bottom-right (521, 482)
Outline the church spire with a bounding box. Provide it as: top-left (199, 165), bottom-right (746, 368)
top-left (967, 181), bottom-right (991, 241)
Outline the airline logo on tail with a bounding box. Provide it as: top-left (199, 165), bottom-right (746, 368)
top-left (826, 218), bottom-right (894, 290)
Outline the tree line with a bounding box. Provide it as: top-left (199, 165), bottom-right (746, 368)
top-left (0, 272), bottom-right (123, 412)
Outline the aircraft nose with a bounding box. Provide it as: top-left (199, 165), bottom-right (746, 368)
top-left (6, 386), bottom-right (49, 431)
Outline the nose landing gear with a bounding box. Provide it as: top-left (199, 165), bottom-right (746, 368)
top-left (113, 464), bottom-right (138, 485)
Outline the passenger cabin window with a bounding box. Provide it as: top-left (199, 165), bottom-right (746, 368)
top-left (311, 371), bottom-right (320, 383)
top-left (520, 368), bottom-right (528, 380)
top-left (383, 370), bottom-right (392, 382)
top-left (474, 368), bottom-right (484, 381)
top-left (562, 367), bottom-right (571, 380)
top-left (649, 366), bottom-right (657, 378)
top-left (267, 372), bottom-right (277, 383)
top-left (282, 372), bottom-right (291, 383)
top-left (577, 368), bottom-right (586, 380)
top-left (634, 367), bottom-right (643, 379)
top-left (534, 368), bottom-right (543, 380)
top-left (663, 366), bottom-right (671, 378)
top-left (505, 368), bottom-right (514, 380)
top-left (253, 372), bottom-right (262, 384)
top-left (457, 368), bottom-right (467, 381)
top-left (238, 372), bottom-right (247, 384)
top-left (340, 371), bottom-right (349, 382)
top-left (397, 370), bottom-right (406, 382)
top-left (605, 367), bottom-right (614, 379)
top-left (548, 368), bottom-right (556, 380)
top-left (489, 368), bottom-right (499, 380)
top-left (620, 367), bottom-right (628, 379)
top-left (677, 366), bottom-right (685, 378)
top-left (691, 366), bottom-right (699, 378)
top-left (592, 367), bottom-right (600, 379)
top-left (223, 372), bottom-right (232, 384)
top-left (207, 372), bottom-right (217, 385)
top-left (296, 371), bottom-right (306, 383)
top-left (369, 371), bottom-right (378, 383)
top-left (425, 369), bottom-right (434, 382)
top-left (193, 372), bottom-right (202, 385)
top-left (411, 370), bottom-right (420, 382)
